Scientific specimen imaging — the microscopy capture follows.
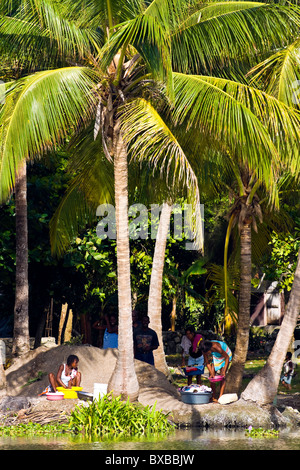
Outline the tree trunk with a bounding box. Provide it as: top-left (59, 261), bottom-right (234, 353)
top-left (64, 308), bottom-right (73, 342)
top-left (148, 202), bottom-right (172, 377)
top-left (170, 295), bottom-right (177, 332)
top-left (107, 121), bottom-right (139, 402)
top-left (58, 303), bottom-right (68, 345)
top-left (0, 342), bottom-right (6, 394)
top-left (34, 304), bottom-right (48, 349)
top-left (225, 222), bottom-right (252, 394)
top-left (241, 247), bottom-right (300, 405)
top-left (12, 160), bottom-right (30, 358)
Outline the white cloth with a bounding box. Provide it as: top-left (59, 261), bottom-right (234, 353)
top-left (180, 335), bottom-right (191, 355)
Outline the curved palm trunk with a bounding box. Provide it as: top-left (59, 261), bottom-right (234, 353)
top-left (241, 247), bottom-right (300, 405)
top-left (225, 222), bottom-right (251, 394)
top-left (148, 202), bottom-right (172, 377)
top-left (12, 160), bottom-right (30, 358)
top-left (107, 122), bottom-right (139, 402)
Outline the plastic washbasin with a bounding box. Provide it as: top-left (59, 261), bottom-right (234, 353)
top-left (208, 375), bottom-right (224, 382)
top-left (180, 391), bottom-right (212, 404)
top-left (56, 386), bottom-right (82, 399)
top-left (46, 392), bottom-right (64, 401)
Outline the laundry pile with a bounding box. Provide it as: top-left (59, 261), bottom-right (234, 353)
top-left (179, 384), bottom-right (212, 394)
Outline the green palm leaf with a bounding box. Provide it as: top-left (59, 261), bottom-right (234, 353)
top-left (171, 3), bottom-right (300, 74)
top-left (99, 12), bottom-right (173, 95)
top-left (172, 73), bottom-right (300, 184)
top-left (249, 38), bottom-right (300, 108)
top-left (119, 97), bottom-right (204, 250)
top-left (0, 0), bottom-right (102, 59)
top-left (0, 66), bottom-right (98, 202)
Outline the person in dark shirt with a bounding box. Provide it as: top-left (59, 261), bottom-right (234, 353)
top-left (133, 315), bottom-right (159, 366)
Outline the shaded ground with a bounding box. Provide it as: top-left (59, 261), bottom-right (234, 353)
top-left (1, 344), bottom-right (300, 429)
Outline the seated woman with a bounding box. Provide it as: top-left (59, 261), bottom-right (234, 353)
top-left (41, 354), bottom-right (81, 394)
top-left (200, 339), bottom-right (232, 402)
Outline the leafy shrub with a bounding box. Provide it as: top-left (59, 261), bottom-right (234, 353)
top-left (245, 426), bottom-right (279, 438)
top-left (68, 393), bottom-right (175, 438)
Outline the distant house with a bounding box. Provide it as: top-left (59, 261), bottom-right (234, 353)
top-left (250, 281), bottom-right (285, 327)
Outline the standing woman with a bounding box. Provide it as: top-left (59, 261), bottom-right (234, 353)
top-left (103, 314), bottom-right (118, 349)
top-left (185, 326), bottom-right (204, 386)
top-left (200, 340), bottom-right (232, 401)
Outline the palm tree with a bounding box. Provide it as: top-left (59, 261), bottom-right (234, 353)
top-left (1, 0), bottom-right (300, 401)
top-left (242, 248), bottom-right (300, 405)
top-left (12, 160), bottom-right (30, 357)
top-left (237, 34), bottom-right (300, 404)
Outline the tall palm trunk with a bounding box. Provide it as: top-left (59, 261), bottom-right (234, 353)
top-left (0, 344), bottom-right (6, 394)
top-left (148, 201), bottom-right (172, 377)
top-left (12, 160), bottom-right (30, 358)
top-left (241, 247), bottom-right (300, 405)
top-left (107, 121), bottom-right (139, 401)
top-left (225, 222), bottom-right (252, 393)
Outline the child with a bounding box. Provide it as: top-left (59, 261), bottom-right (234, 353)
top-left (184, 326), bottom-right (204, 386)
top-left (42, 354), bottom-right (81, 394)
top-left (281, 352), bottom-right (295, 390)
top-left (180, 333), bottom-right (191, 367)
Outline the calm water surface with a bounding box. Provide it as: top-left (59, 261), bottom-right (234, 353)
top-left (0, 428), bottom-right (300, 451)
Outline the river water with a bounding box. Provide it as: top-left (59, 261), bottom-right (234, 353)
top-left (0, 427), bottom-right (300, 451)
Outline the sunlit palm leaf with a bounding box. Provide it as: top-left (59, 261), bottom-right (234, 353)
top-left (172, 73), bottom-right (300, 184)
top-left (99, 12), bottom-right (173, 95)
top-left (119, 97), bottom-right (204, 250)
top-left (172, 3), bottom-right (300, 74)
top-left (0, 66), bottom-right (98, 202)
top-left (0, 0), bottom-right (102, 59)
top-left (249, 39), bottom-right (300, 108)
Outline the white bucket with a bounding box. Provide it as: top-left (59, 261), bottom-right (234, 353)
top-left (93, 383), bottom-right (108, 401)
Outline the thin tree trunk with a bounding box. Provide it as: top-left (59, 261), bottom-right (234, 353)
top-left (0, 342), bottom-right (6, 394)
top-left (225, 222), bottom-right (252, 394)
top-left (170, 295), bottom-right (177, 332)
top-left (34, 304), bottom-right (48, 349)
top-left (241, 247), bottom-right (300, 405)
top-left (58, 303), bottom-right (68, 345)
top-left (12, 160), bottom-right (30, 358)
top-left (148, 201), bottom-right (172, 377)
top-left (107, 121), bottom-right (139, 402)
top-left (64, 308), bottom-right (73, 342)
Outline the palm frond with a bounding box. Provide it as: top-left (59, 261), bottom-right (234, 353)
top-left (172, 73), bottom-right (300, 185)
top-left (206, 261), bottom-right (240, 317)
top-left (248, 38), bottom-right (300, 108)
top-left (171, 3), bottom-right (300, 74)
top-left (98, 12), bottom-right (173, 96)
top-left (0, 66), bottom-right (98, 202)
top-left (0, 0), bottom-right (102, 60)
top-left (119, 97), bottom-right (204, 250)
